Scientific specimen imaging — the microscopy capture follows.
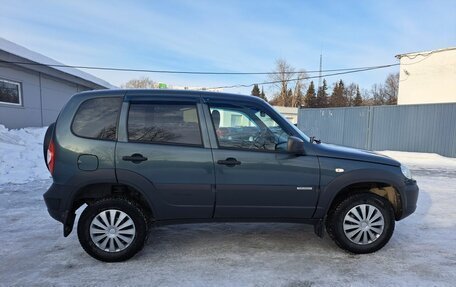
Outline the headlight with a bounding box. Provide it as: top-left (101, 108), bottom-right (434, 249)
top-left (400, 165), bottom-right (412, 179)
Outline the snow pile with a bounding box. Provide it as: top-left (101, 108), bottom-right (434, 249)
top-left (0, 124), bottom-right (50, 184)
top-left (379, 150), bottom-right (456, 170)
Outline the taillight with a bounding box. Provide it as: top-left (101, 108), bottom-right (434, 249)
top-left (47, 139), bottom-right (55, 175)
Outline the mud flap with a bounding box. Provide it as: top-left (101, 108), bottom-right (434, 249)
top-left (314, 219), bottom-right (324, 238)
top-left (63, 211), bottom-right (76, 237)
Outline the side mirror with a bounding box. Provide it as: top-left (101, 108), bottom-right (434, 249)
top-left (287, 136), bottom-right (305, 155)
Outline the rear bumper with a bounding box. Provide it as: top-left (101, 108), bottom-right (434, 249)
top-left (43, 183), bottom-right (75, 236)
top-left (43, 183), bottom-right (67, 222)
top-left (398, 179), bottom-right (419, 220)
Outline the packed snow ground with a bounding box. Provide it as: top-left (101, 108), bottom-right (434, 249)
top-left (0, 125), bottom-right (455, 286)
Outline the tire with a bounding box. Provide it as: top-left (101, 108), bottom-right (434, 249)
top-left (77, 197), bottom-right (148, 262)
top-left (326, 193), bottom-right (395, 254)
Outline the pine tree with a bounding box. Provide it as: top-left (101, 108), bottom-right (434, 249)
top-left (329, 80), bottom-right (348, 107)
top-left (286, 88), bottom-right (293, 106)
top-left (315, 79), bottom-right (328, 108)
top-left (328, 81), bottom-right (338, 107)
top-left (251, 84), bottom-right (261, 97)
top-left (292, 82), bottom-right (304, 107)
top-left (294, 88), bottom-right (304, 107)
top-left (304, 81), bottom-right (316, 108)
top-left (353, 85), bottom-right (363, 106)
top-left (260, 86), bottom-right (267, 101)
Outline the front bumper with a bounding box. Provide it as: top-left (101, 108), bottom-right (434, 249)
top-left (398, 179), bottom-right (419, 220)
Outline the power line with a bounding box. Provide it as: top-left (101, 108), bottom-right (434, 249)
top-left (208, 64), bottom-right (399, 89)
top-left (398, 51), bottom-right (435, 60)
top-left (0, 59), bottom-right (397, 76)
top-left (0, 59), bottom-right (400, 90)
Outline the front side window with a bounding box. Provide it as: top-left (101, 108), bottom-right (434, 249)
top-left (209, 104), bottom-right (289, 152)
top-left (128, 103), bottom-right (202, 146)
top-left (72, 97), bottom-right (122, 140)
top-left (0, 78), bottom-right (21, 105)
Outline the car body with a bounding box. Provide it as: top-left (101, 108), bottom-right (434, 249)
top-left (43, 89), bottom-right (419, 261)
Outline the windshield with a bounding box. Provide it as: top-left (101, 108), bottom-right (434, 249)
top-left (290, 123), bottom-right (311, 142)
top-left (269, 106), bottom-right (311, 142)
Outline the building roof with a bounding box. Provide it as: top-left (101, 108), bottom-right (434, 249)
top-left (395, 47), bottom-right (456, 59)
top-left (0, 37), bottom-right (115, 89)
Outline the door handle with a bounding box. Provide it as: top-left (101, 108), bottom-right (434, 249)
top-left (217, 157), bottom-right (241, 167)
top-left (122, 153), bottom-right (148, 164)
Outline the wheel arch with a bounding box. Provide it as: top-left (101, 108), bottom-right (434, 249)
top-left (64, 181), bottom-right (156, 237)
top-left (326, 182), bottom-right (402, 220)
top-left (71, 183), bottom-right (155, 218)
top-left (314, 169), bottom-right (406, 220)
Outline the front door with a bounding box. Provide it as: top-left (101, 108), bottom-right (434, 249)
top-left (206, 101), bottom-right (319, 218)
top-left (116, 95), bottom-right (215, 220)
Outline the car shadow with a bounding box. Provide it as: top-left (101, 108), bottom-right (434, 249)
top-left (140, 222), bottom-right (341, 259)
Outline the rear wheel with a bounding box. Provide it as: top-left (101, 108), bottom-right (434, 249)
top-left (77, 198), bottom-right (148, 262)
top-left (326, 193), bottom-right (395, 254)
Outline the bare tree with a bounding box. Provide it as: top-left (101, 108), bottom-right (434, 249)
top-left (269, 59), bottom-right (308, 107)
top-left (344, 83), bottom-right (358, 106)
top-left (269, 59), bottom-right (296, 106)
top-left (383, 73), bottom-right (399, 105)
top-left (121, 77), bottom-right (156, 88)
top-left (369, 83), bottom-right (385, 105)
top-left (365, 73), bottom-right (399, 106)
top-left (360, 88), bottom-right (374, 106)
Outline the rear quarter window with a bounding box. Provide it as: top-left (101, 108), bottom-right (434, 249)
top-left (72, 97), bottom-right (123, 140)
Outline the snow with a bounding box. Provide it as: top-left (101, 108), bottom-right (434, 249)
top-left (379, 150), bottom-right (456, 170)
top-left (0, 126), bottom-right (455, 286)
top-left (0, 125), bottom-right (51, 185)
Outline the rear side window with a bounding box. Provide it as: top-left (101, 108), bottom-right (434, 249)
top-left (72, 97), bottom-right (122, 140)
top-left (128, 103), bottom-right (202, 146)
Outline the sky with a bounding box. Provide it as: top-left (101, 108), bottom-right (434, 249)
top-left (1, 0), bottom-right (455, 96)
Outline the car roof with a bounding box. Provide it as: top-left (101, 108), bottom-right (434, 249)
top-left (74, 89), bottom-right (265, 104)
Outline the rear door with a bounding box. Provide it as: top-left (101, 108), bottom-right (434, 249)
top-left (204, 100), bottom-right (319, 219)
top-left (115, 94), bottom-right (215, 220)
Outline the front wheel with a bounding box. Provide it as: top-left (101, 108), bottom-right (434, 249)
top-left (77, 198), bottom-right (148, 262)
top-left (326, 193), bottom-right (395, 254)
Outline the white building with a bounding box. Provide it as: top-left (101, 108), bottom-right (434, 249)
top-left (273, 106), bottom-right (298, 124)
top-left (170, 85), bottom-right (224, 92)
top-left (396, 47), bottom-right (456, 105)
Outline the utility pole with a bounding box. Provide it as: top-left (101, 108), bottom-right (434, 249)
top-left (318, 53), bottom-right (323, 89)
